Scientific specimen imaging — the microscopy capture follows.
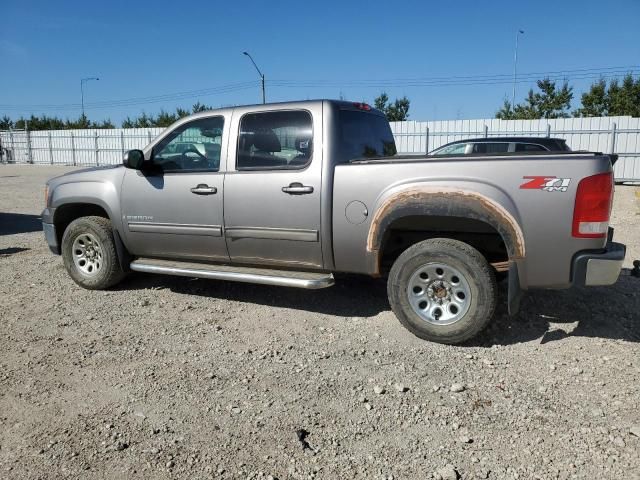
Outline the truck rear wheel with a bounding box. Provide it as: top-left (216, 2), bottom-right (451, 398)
top-left (61, 216), bottom-right (126, 290)
top-left (387, 238), bottom-right (497, 344)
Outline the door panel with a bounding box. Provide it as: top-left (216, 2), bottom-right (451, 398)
top-left (120, 115), bottom-right (229, 261)
top-left (223, 106), bottom-right (324, 269)
top-left (121, 171), bottom-right (228, 261)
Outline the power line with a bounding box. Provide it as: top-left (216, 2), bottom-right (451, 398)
top-left (269, 69), bottom-right (640, 88)
top-left (1, 66), bottom-right (638, 112)
top-left (0, 81), bottom-right (260, 111)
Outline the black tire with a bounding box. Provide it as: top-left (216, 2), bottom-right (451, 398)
top-left (387, 238), bottom-right (497, 344)
top-left (61, 216), bottom-right (127, 290)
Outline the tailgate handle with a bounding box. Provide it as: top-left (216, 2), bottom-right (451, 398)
top-left (282, 182), bottom-right (314, 195)
top-left (190, 184), bottom-right (217, 195)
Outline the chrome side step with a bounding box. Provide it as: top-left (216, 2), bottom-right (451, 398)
top-left (130, 258), bottom-right (335, 289)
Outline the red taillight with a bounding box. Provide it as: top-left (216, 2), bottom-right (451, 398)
top-left (352, 102), bottom-right (371, 111)
top-left (572, 172), bottom-right (613, 238)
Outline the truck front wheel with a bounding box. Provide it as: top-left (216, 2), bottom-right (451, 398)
top-left (61, 216), bottom-right (126, 290)
top-left (387, 238), bottom-right (497, 344)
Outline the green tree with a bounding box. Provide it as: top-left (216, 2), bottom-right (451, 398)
top-left (608, 74), bottom-right (640, 117)
top-left (374, 92), bottom-right (410, 121)
top-left (2, 102), bottom-right (218, 130)
top-left (496, 79), bottom-right (573, 119)
top-left (573, 79), bottom-right (608, 117)
top-left (7, 114), bottom-right (114, 130)
top-left (191, 102), bottom-right (213, 113)
top-left (155, 110), bottom-right (178, 127)
top-left (574, 74), bottom-right (640, 117)
top-left (0, 116), bottom-right (13, 129)
top-left (121, 116), bottom-right (135, 128)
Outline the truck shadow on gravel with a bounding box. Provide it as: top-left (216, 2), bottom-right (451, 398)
top-left (0, 212), bottom-right (42, 235)
top-left (118, 272), bottom-right (390, 318)
top-left (118, 270), bottom-right (639, 345)
top-left (471, 271), bottom-right (639, 346)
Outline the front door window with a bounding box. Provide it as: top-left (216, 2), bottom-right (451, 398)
top-left (152, 117), bottom-right (224, 172)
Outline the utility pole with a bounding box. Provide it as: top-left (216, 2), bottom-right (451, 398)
top-left (512, 29), bottom-right (524, 107)
top-left (243, 52), bottom-right (265, 104)
top-left (80, 77), bottom-right (99, 118)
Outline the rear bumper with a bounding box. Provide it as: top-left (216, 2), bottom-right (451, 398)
top-left (571, 240), bottom-right (626, 287)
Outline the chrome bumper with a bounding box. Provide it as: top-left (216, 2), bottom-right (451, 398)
top-left (571, 241), bottom-right (626, 287)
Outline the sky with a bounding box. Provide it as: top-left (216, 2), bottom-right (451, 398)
top-left (1, 0), bottom-right (639, 125)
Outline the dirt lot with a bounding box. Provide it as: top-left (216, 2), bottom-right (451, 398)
top-left (0, 165), bottom-right (638, 480)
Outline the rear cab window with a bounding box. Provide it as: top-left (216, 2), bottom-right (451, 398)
top-left (338, 110), bottom-right (397, 163)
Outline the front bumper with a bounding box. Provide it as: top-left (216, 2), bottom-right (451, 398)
top-left (571, 240), bottom-right (626, 287)
top-left (42, 207), bottom-right (60, 255)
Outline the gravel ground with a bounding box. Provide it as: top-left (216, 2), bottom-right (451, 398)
top-left (0, 165), bottom-right (638, 480)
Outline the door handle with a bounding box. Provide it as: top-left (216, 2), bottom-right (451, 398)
top-left (282, 182), bottom-right (314, 195)
top-left (190, 184), bottom-right (217, 195)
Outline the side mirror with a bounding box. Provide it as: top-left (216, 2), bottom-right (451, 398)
top-left (123, 149), bottom-right (145, 169)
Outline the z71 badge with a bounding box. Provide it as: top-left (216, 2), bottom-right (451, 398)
top-left (520, 176), bottom-right (571, 192)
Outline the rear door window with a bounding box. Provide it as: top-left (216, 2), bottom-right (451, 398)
top-left (237, 110), bottom-right (313, 170)
top-left (338, 110), bottom-right (397, 162)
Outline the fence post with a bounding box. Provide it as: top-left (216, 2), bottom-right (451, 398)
top-left (483, 125), bottom-right (488, 138)
top-left (425, 127), bottom-right (430, 154)
top-left (26, 127), bottom-right (33, 164)
top-left (70, 132), bottom-right (76, 166)
top-left (48, 131), bottom-right (54, 164)
top-left (610, 122), bottom-right (617, 154)
top-left (120, 130), bottom-right (125, 156)
top-left (546, 124), bottom-right (551, 138)
top-left (94, 130), bottom-right (99, 166)
top-left (147, 130), bottom-right (152, 144)
top-left (9, 129), bottom-right (15, 163)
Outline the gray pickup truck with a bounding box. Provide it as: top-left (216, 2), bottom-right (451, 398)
top-left (42, 100), bottom-right (626, 344)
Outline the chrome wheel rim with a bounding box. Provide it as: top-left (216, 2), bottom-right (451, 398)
top-left (406, 262), bottom-right (472, 325)
top-left (72, 233), bottom-right (103, 276)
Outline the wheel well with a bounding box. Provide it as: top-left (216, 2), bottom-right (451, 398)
top-left (53, 203), bottom-right (110, 245)
top-left (379, 215), bottom-right (509, 274)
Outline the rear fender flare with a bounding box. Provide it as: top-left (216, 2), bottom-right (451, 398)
top-left (366, 185), bottom-right (526, 274)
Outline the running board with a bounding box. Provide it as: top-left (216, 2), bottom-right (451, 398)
top-left (130, 258), bottom-right (335, 289)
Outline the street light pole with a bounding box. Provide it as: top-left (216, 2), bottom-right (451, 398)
top-left (243, 52), bottom-right (265, 104)
top-left (80, 77), bottom-right (99, 118)
top-left (512, 29), bottom-right (524, 107)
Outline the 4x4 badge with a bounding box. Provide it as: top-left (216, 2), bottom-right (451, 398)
top-left (520, 176), bottom-right (571, 192)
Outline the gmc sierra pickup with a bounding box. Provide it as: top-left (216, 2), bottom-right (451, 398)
top-left (42, 100), bottom-right (626, 344)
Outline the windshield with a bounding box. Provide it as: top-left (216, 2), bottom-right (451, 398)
top-left (338, 110), bottom-right (397, 162)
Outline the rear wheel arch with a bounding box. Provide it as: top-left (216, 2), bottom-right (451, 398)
top-left (367, 188), bottom-right (526, 274)
top-left (379, 215), bottom-right (510, 272)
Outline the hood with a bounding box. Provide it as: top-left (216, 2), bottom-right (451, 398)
top-left (46, 164), bottom-right (125, 189)
top-left (47, 164), bottom-right (125, 186)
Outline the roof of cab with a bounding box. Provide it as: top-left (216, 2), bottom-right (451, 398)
top-left (177, 99), bottom-right (384, 121)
